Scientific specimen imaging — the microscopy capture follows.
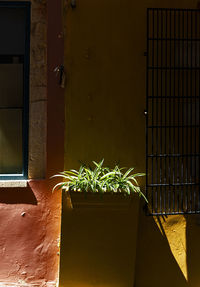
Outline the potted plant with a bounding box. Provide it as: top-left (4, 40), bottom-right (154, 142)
top-left (53, 159), bottom-right (147, 208)
top-left (53, 160), bottom-right (147, 287)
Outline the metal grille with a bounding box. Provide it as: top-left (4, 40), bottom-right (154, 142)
top-left (146, 8), bottom-right (200, 215)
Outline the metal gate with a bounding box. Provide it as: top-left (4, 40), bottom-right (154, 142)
top-left (146, 8), bottom-right (200, 215)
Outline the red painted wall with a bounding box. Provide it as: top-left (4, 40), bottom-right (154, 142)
top-left (0, 1), bottom-right (64, 286)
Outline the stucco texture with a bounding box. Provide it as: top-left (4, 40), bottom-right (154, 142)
top-left (0, 181), bottom-right (60, 287)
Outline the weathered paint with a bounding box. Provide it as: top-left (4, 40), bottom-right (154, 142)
top-left (0, 181), bottom-right (60, 287)
top-left (0, 0), bottom-right (64, 286)
top-left (62, 0), bottom-right (200, 286)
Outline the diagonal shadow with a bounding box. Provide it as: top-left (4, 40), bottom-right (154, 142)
top-left (134, 206), bottom-right (188, 287)
top-left (185, 214), bottom-right (200, 287)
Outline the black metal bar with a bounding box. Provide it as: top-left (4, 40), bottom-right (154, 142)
top-left (148, 66), bottom-right (200, 70)
top-left (149, 210), bottom-right (200, 216)
top-left (168, 9), bottom-right (172, 213)
top-left (148, 153), bottom-right (200, 158)
top-left (194, 11), bottom-right (197, 211)
top-left (198, 11), bottom-right (200, 210)
top-left (146, 8), bottom-right (200, 215)
top-left (148, 125), bottom-right (200, 128)
top-left (185, 10), bottom-right (189, 211)
top-left (149, 96), bottom-right (198, 98)
top-left (148, 8), bottom-right (199, 12)
top-left (148, 37), bottom-right (200, 41)
top-left (181, 10), bottom-right (185, 212)
top-left (151, 9), bottom-right (155, 214)
top-left (190, 11), bottom-right (193, 212)
top-left (177, 12), bottom-right (181, 211)
top-left (148, 182), bottom-right (198, 187)
top-left (172, 10), bottom-right (177, 213)
top-left (160, 9), bottom-right (163, 213)
top-left (155, 9), bottom-right (159, 212)
top-left (164, 9), bottom-right (168, 213)
top-left (146, 9), bottom-right (149, 205)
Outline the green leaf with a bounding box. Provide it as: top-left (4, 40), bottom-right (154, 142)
top-left (51, 159), bottom-right (147, 201)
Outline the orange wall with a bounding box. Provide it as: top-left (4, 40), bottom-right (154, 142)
top-left (0, 1), bottom-right (64, 286)
top-left (0, 182), bottom-right (60, 287)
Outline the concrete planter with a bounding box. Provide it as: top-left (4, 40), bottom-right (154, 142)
top-left (59, 190), bottom-right (140, 287)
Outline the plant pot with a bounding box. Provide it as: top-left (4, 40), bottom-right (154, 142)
top-left (59, 190), bottom-right (140, 287)
top-left (63, 190), bottom-right (138, 210)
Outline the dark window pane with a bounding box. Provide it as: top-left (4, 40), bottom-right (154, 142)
top-left (0, 8), bottom-right (26, 55)
top-left (0, 64), bottom-right (23, 107)
top-left (0, 110), bottom-right (22, 174)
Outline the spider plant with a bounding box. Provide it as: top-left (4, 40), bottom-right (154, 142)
top-left (52, 160), bottom-right (147, 202)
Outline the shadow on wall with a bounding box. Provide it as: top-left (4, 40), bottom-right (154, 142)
top-left (135, 206), bottom-right (188, 287)
top-left (135, 209), bottom-right (200, 287)
top-left (186, 214), bottom-right (200, 287)
top-left (0, 186), bottom-right (37, 205)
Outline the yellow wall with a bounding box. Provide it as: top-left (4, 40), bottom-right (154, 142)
top-left (59, 192), bottom-right (140, 287)
top-left (135, 211), bottom-right (200, 287)
top-left (62, 0), bottom-right (200, 286)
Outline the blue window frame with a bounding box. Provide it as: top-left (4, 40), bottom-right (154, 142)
top-left (0, 2), bottom-right (30, 180)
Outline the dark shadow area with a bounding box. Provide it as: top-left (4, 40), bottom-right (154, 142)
top-left (59, 192), bottom-right (140, 287)
top-left (0, 186), bottom-right (37, 205)
top-left (134, 205), bottom-right (188, 287)
top-left (185, 214), bottom-right (200, 287)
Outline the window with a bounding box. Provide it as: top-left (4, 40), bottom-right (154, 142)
top-left (0, 2), bottom-right (30, 180)
top-left (146, 8), bottom-right (200, 215)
